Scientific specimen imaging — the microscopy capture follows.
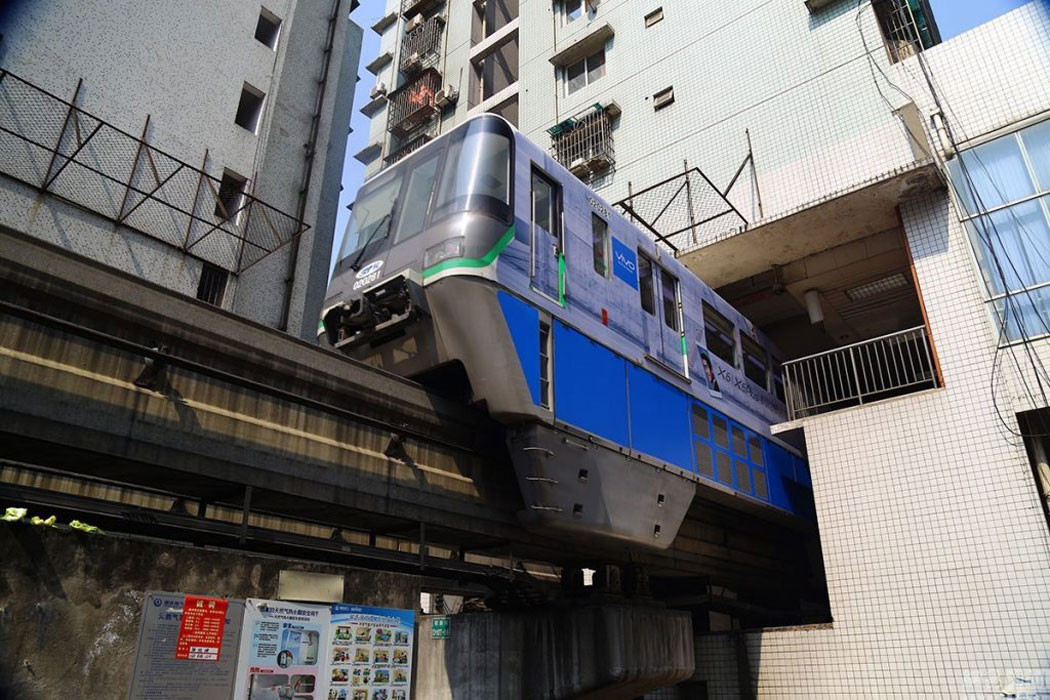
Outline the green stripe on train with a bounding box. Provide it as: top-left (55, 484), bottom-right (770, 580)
top-left (421, 226), bottom-right (516, 280)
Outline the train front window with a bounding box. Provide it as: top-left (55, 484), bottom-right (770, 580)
top-left (394, 153), bottom-right (440, 244)
top-left (339, 174), bottom-right (401, 262)
top-left (433, 120), bottom-right (512, 223)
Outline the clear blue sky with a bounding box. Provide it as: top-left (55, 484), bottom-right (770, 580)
top-left (328, 0), bottom-right (1035, 278)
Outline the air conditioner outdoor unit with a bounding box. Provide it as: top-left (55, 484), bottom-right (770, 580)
top-left (370, 82), bottom-right (388, 99)
top-left (434, 86), bottom-right (459, 108)
top-left (406, 14), bottom-right (424, 32)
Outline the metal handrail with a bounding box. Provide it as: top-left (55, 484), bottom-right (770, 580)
top-left (782, 326), bottom-right (939, 420)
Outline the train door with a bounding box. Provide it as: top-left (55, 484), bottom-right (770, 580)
top-left (530, 168), bottom-right (562, 303)
top-left (638, 253), bottom-right (686, 375)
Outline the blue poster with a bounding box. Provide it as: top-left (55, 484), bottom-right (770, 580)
top-left (611, 238), bottom-right (638, 289)
top-left (328, 604), bottom-right (415, 700)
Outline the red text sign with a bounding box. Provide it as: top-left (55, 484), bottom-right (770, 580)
top-left (175, 596), bottom-right (228, 661)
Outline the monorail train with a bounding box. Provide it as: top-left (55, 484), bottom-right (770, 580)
top-left (321, 115), bottom-right (813, 550)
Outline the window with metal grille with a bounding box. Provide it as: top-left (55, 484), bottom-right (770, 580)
top-left (703, 301), bottom-right (736, 367)
top-left (638, 253), bottom-right (656, 315)
top-left (741, 333), bottom-right (769, 389)
top-left (592, 214), bottom-right (609, 277)
top-left (550, 109), bottom-right (615, 177)
top-left (196, 263), bottom-right (228, 306)
top-left (872, 0), bottom-right (941, 63)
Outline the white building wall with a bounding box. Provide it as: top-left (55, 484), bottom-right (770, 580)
top-left (0, 0), bottom-right (361, 339)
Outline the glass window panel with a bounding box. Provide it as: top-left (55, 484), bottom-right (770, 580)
top-left (566, 59), bottom-right (586, 94)
top-left (592, 214), bottom-right (608, 276)
top-left (587, 48), bottom-right (606, 84)
top-left (565, 0), bottom-right (583, 21)
top-left (692, 404), bottom-right (710, 438)
top-left (696, 443), bottom-right (714, 478)
top-left (950, 135), bottom-right (1035, 214)
top-left (661, 270), bottom-right (679, 331)
top-left (434, 124), bottom-right (511, 221)
top-left (992, 286), bottom-right (1050, 343)
top-left (752, 470), bottom-right (768, 500)
top-left (741, 334), bottom-right (768, 388)
top-left (531, 172), bottom-right (553, 233)
top-left (749, 436), bottom-right (764, 467)
top-left (703, 302), bottom-right (737, 367)
top-left (969, 200), bottom-right (1050, 297)
top-left (735, 459), bottom-right (751, 493)
top-left (638, 254), bottom-right (656, 315)
top-left (732, 426), bottom-right (746, 456)
top-left (339, 174), bottom-right (402, 261)
top-left (716, 451), bottom-right (732, 485)
top-left (394, 154), bottom-right (440, 243)
top-left (1021, 119), bottom-right (1050, 192)
top-left (712, 415), bottom-right (729, 448)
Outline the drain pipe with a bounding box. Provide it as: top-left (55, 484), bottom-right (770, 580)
top-left (279, 0), bottom-right (343, 333)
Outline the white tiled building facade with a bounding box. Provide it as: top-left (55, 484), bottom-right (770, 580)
top-left (360, 0), bottom-right (1050, 695)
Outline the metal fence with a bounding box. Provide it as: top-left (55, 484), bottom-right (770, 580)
top-left (401, 0), bottom-right (442, 19)
top-left (400, 16), bottom-right (444, 75)
top-left (0, 70), bottom-right (308, 273)
top-left (782, 326), bottom-right (939, 420)
top-left (551, 109), bottom-right (615, 180)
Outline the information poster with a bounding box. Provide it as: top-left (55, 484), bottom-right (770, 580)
top-left (232, 599), bottom-right (331, 700)
top-left (326, 604), bottom-right (415, 700)
top-left (127, 591), bottom-right (244, 700)
top-left (175, 595), bottom-right (228, 661)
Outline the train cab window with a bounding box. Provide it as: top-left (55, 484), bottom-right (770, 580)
top-left (702, 301), bottom-right (737, 367)
top-left (638, 253), bottom-right (656, 315)
top-left (741, 334), bottom-right (769, 389)
top-left (339, 172), bottom-right (402, 262)
top-left (394, 153), bottom-right (440, 243)
top-left (661, 269), bottom-right (680, 332)
top-left (592, 214), bottom-right (609, 277)
top-left (434, 120), bottom-right (512, 224)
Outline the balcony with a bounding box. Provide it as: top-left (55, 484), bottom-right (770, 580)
top-left (0, 70), bottom-right (307, 273)
top-left (387, 68), bottom-right (441, 138)
top-left (401, 0), bottom-right (443, 19)
top-left (782, 326), bottom-right (940, 420)
top-left (400, 16), bottom-right (444, 75)
top-left (550, 106), bottom-right (616, 180)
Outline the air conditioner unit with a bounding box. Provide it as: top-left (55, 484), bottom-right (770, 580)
top-left (434, 85), bottom-right (459, 108)
top-left (370, 82), bottom-right (388, 99)
top-left (403, 52), bottom-right (422, 72)
top-left (405, 14), bottom-right (424, 32)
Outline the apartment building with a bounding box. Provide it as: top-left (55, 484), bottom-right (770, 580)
top-left (0, 0), bottom-right (363, 340)
top-left (359, 0), bottom-right (1050, 696)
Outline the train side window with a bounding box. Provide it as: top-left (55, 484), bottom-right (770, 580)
top-left (702, 301), bottom-right (737, 367)
top-left (531, 169), bottom-right (560, 237)
top-left (394, 153), bottom-right (441, 243)
top-left (772, 363), bottom-right (786, 403)
top-left (592, 214), bottom-right (609, 277)
top-left (660, 268), bottom-right (679, 332)
top-left (741, 334), bottom-right (769, 390)
top-left (638, 253), bottom-right (656, 315)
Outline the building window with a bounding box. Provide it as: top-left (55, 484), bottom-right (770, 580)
top-left (872, 0), bottom-right (940, 63)
top-left (565, 46), bottom-right (606, 95)
top-left (234, 83), bottom-right (265, 133)
top-left (214, 170), bottom-right (248, 220)
top-left (255, 8), bottom-right (282, 49)
top-left (741, 334), bottom-right (769, 389)
top-left (703, 301), bottom-right (736, 367)
top-left (592, 214), bottom-right (609, 277)
top-left (562, 0), bottom-right (584, 23)
top-left (653, 86), bottom-right (675, 110)
top-left (196, 262), bottom-right (228, 306)
top-left (661, 269), bottom-right (679, 332)
top-left (948, 118), bottom-right (1050, 343)
top-left (644, 7), bottom-right (664, 27)
top-left (638, 252), bottom-right (656, 315)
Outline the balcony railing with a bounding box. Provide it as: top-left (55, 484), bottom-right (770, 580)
top-left (387, 68), bottom-right (441, 138)
top-left (400, 16), bottom-right (444, 75)
top-left (550, 108), bottom-right (615, 179)
top-left (0, 70), bottom-right (308, 273)
top-left (385, 134), bottom-right (432, 167)
top-left (401, 0), bottom-right (443, 19)
top-left (783, 326), bottom-right (939, 420)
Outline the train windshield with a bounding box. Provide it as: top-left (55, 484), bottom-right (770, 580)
top-left (339, 172), bottom-right (401, 261)
top-left (433, 119), bottom-right (512, 223)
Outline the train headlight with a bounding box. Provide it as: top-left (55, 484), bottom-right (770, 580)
top-left (424, 237), bottom-right (464, 269)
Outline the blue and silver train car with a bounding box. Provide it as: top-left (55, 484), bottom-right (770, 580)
top-left (321, 115), bottom-right (812, 550)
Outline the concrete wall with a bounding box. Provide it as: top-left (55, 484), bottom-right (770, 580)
top-left (0, 0), bottom-right (361, 339)
top-left (0, 525), bottom-right (421, 700)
